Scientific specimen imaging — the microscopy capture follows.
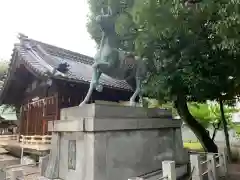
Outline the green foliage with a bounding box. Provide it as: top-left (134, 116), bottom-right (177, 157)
top-left (129, 0), bottom-right (240, 102)
top-left (189, 102), bottom-right (238, 129)
top-left (86, 0), bottom-right (239, 153)
top-left (212, 0), bottom-right (240, 53)
top-left (87, 0), bottom-right (136, 51)
top-left (0, 105), bottom-right (16, 120)
top-left (188, 103), bottom-right (212, 128)
top-left (0, 60), bottom-right (8, 81)
top-left (184, 142), bottom-right (203, 151)
top-left (234, 125), bottom-right (240, 137)
top-left (143, 98), bottom-right (178, 117)
top-left (144, 100), bottom-right (237, 129)
top-left (87, 0), bottom-right (240, 102)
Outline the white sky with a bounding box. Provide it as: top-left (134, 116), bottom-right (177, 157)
top-left (0, 0), bottom-right (97, 60)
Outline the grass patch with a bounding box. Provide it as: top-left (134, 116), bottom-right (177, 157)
top-left (184, 142), bottom-right (203, 151)
top-left (234, 125), bottom-right (240, 136)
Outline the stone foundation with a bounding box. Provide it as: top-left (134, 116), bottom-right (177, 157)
top-left (45, 102), bottom-right (188, 180)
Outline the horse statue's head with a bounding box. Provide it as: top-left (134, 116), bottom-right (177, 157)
top-left (96, 7), bottom-right (115, 35)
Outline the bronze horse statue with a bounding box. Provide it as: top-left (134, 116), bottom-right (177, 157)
top-left (79, 7), bottom-right (146, 106)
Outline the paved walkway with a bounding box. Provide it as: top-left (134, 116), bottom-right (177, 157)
top-left (0, 151), bottom-right (39, 180)
top-left (226, 164), bottom-right (240, 180)
top-left (5, 165), bottom-right (39, 180)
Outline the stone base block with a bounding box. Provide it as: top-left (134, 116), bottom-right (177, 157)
top-left (46, 103), bottom-right (188, 180)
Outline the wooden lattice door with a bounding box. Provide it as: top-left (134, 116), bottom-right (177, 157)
top-left (42, 95), bottom-right (59, 135)
top-left (20, 94), bottom-right (59, 135)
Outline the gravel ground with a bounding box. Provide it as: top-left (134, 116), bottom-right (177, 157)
top-left (224, 163), bottom-right (240, 180)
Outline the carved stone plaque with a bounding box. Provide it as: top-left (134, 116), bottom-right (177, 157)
top-left (68, 140), bottom-right (76, 170)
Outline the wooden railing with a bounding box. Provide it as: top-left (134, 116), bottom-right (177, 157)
top-left (0, 134), bottom-right (17, 141)
top-left (128, 150), bottom-right (228, 180)
top-left (20, 135), bottom-right (51, 145)
top-left (190, 150), bottom-right (228, 180)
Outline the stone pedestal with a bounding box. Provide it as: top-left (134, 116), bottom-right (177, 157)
top-left (46, 103), bottom-right (188, 180)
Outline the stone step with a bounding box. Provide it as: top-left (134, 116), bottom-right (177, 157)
top-left (37, 176), bottom-right (61, 180)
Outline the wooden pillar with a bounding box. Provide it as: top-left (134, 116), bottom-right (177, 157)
top-left (219, 148), bottom-right (228, 176)
top-left (55, 92), bottom-right (60, 120)
top-left (26, 101), bottom-right (30, 135)
top-left (162, 161), bottom-right (176, 180)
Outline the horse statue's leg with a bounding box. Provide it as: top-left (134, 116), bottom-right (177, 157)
top-left (79, 66), bottom-right (102, 106)
top-left (129, 57), bottom-right (146, 107)
top-left (130, 77), bottom-right (141, 106)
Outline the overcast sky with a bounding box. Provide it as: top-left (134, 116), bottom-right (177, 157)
top-left (0, 0), bottom-right (96, 60)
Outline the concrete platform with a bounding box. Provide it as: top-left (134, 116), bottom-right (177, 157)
top-left (44, 103), bottom-right (188, 180)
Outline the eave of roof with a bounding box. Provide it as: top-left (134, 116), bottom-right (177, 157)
top-left (0, 49), bottom-right (19, 104)
top-left (18, 35), bottom-right (131, 90)
top-left (17, 44), bottom-right (131, 91)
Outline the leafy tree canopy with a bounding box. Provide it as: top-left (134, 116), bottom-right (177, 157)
top-left (128, 0), bottom-right (240, 102)
top-left (87, 0), bottom-right (240, 152)
top-left (87, 0), bottom-right (240, 102)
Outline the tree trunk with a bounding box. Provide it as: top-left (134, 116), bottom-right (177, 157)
top-left (219, 99), bottom-right (232, 161)
top-left (212, 128), bottom-right (217, 141)
top-left (211, 122), bottom-right (221, 141)
top-left (174, 94), bottom-right (218, 153)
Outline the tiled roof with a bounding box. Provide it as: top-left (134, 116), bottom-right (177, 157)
top-left (15, 34), bottom-right (131, 91)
